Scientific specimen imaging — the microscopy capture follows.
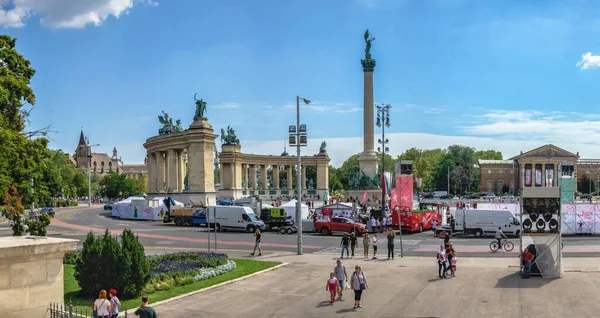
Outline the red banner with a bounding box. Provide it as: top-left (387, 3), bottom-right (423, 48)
top-left (394, 175), bottom-right (414, 209)
top-left (361, 192), bottom-right (367, 204)
top-left (525, 168), bottom-right (532, 186)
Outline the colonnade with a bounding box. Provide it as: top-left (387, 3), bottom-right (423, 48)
top-left (238, 164), bottom-right (310, 190)
top-left (519, 162), bottom-right (572, 188)
top-left (147, 149), bottom-right (187, 193)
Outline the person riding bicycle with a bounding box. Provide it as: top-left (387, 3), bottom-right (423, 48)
top-left (495, 227), bottom-right (507, 248)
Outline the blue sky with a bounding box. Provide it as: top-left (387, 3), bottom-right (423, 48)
top-left (5, 0), bottom-right (600, 166)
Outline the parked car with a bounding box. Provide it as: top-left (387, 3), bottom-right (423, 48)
top-left (40, 207), bottom-right (55, 218)
top-left (314, 216), bottom-right (367, 236)
top-left (422, 193), bottom-right (434, 199)
top-left (483, 194), bottom-right (496, 199)
top-left (439, 194), bottom-right (452, 199)
top-left (580, 194), bottom-right (592, 199)
top-left (104, 201), bottom-right (114, 210)
top-left (462, 193), bottom-right (480, 199)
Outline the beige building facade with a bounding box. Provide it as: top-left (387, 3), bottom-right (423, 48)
top-left (479, 144), bottom-right (600, 194)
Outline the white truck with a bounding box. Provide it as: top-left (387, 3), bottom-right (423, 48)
top-left (442, 208), bottom-right (520, 237)
top-left (205, 205), bottom-right (265, 233)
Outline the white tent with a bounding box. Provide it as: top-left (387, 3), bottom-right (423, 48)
top-left (150, 197), bottom-right (185, 207)
top-left (281, 199), bottom-right (309, 219)
top-left (113, 196), bottom-right (146, 205)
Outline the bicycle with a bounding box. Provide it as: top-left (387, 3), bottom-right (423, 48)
top-left (489, 238), bottom-right (514, 252)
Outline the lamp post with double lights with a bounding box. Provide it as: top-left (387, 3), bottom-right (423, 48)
top-left (87, 143), bottom-right (100, 206)
top-left (289, 95), bottom-right (310, 255)
top-left (376, 104), bottom-right (391, 213)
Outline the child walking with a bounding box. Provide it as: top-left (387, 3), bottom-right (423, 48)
top-left (450, 252), bottom-right (457, 277)
top-left (326, 272), bottom-right (339, 305)
top-left (363, 233), bottom-right (370, 259)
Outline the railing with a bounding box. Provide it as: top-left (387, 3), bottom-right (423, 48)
top-left (48, 301), bottom-right (128, 318)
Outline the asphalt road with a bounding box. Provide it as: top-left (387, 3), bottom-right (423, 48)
top-left (3, 206), bottom-right (600, 258)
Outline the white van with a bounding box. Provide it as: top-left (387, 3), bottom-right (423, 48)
top-left (454, 209), bottom-right (520, 237)
top-left (206, 206), bottom-right (265, 233)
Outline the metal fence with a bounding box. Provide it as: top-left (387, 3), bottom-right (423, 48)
top-left (48, 302), bottom-right (129, 318)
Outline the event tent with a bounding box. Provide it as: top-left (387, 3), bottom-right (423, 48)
top-left (150, 197), bottom-right (185, 207)
top-left (281, 199), bottom-right (309, 219)
top-left (113, 196), bottom-right (146, 205)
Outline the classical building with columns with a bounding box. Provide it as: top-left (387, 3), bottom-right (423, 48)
top-left (144, 108), bottom-right (330, 205)
top-left (478, 144), bottom-right (600, 194)
top-left (218, 144), bottom-right (329, 199)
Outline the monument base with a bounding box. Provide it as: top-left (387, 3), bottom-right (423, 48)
top-left (148, 191), bottom-right (217, 207)
top-left (359, 151), bottom-right (379, 177)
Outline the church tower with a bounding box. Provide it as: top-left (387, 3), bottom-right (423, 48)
top-left (112, 146), bottom-right (118, 160)
top-left (74, 130), bottom-right (90, 169)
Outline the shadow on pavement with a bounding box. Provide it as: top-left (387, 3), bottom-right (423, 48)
top-left (494, 272), bottom-right (558, 288)
top-left (315, 301), bottom-right (332, 308)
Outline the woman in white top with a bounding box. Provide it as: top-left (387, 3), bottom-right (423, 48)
top-left (350, 265), bottom-right (368, 309)
top-left (372, 234), bottom-right (379, 259)
top-left (437, 245), bottom-right (447, 279)
top-left (93, 289), bottom-right (112, 318)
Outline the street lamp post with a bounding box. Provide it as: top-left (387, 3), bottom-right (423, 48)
top-left (376, 104), bottom-right (391, 214)
top-left (289, 96), bottom-right (310, 255)
top-left (87, 143), bottom-right (100, 206)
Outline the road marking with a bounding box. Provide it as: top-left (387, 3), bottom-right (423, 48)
top-left (155, 241), bottom-right (175, 245)
top-left (50, 218), bottom-right (323, 249)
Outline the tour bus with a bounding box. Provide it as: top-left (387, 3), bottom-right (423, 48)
top-left (205, 205), bottom-right (265, 233)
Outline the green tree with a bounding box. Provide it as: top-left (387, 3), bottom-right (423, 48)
top-left (579, 175), bottom-right (596, 194)
top-left (336, 154), bottom-right (360, 189)
top-left (100, 172), bottom-right (139, 199)
top-left (121, 228), bottom-right (151, 298)
top-left (475, 150), bottom-right (503, 160)
top-left (328, 166), bottom-right (343, 191)
top-left (397, 148), bottom-right (445, 191)
top-left (135, 174), bottom-right (147, 194)
top-left (75, 232), bottom-right (103, 295)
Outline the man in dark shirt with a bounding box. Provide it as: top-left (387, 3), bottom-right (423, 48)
top-left (340, 233), bottom-right (350, 259)
top-left (350, 233), bottom-right (358, 258)
top-left (134, 295), bottom-right (157, 318)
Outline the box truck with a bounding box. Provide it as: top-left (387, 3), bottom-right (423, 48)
top-left (205, 205), bottom-right (265, 233)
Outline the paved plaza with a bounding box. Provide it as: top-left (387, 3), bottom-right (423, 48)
top-left (147, 253), bottom-right (600, 318)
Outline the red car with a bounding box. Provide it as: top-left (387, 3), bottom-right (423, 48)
top-left (315, 217), bottom-right (367, 236)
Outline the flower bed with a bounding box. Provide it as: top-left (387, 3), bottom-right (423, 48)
top-left (193, 260), bottom-right (237, 282)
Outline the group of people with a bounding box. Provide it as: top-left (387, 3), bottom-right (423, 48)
top-left (93, 289), bottom-right (156, 318)
top-left (340, 229), bottom-right (397, 260)
top-left (327, 260), bottom-right (368, 309)
top-left (436, 236), bottom-right (458, 279)
top-left (369, 216), bottom-right (393, 233)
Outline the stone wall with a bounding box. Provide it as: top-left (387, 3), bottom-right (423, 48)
top-left (0, 236), bottom-right (77, 318)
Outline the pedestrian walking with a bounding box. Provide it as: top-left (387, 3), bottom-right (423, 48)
top-left (363, 233), bottom-right (370, 259)
top-left (372, 233), bottom-right (379, 259)
top-left (340, 233), bottom-right (350, 259)
top-left (370, 217), bottom-right (377, 233)
top-left (386, 229), bottom-right (396, 260)
top-left (134, 294), bottom-right (157, 318)
top-left (450, 251), bottom-right (457, 277)
top-left (445, 243), bottom-right (455, 276)
top-left (250, 229), bottom-right (262, 256)
top-left (108, 289), bottom-right (121, 318)
top-left (334, 260), bottom-right (347, 300)
top-left (350, 265), bottom-right (368, 309)
top-left (432, 219), bottom-right (438, 236)
top-left (437, 245), bottom-right (447, 279)
top-left (326, 272), bottom-right (339, 305)
top-left (350, 233), bottom-right (357, 258)
top-left (386, 216), bottom-right (392, 231)
top-left (93, 290), bottom-right (112, 318)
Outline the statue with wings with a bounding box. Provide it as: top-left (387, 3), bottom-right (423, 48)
top-left (364, 29), bottom-right (375, 59)
top-left (158, 111), bottom-right (175, 135)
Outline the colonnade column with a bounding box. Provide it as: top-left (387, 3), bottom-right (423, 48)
top-left (178, 150), bottom-right (186, 192)
top-left (260, 165), bottom-right (268, 189)
top-left (156, 152), bottom-right (166, 193)
top-left (542, 163), bottom-right (546, 187)
top-left (287, 166), bottom-right (293, 190)
top-left (167, 149), bottom-right (177, 192)
top-left (520, 163), bottom-right (525, 190)
top-left (147, 153), bottom-right (156, 193)
top-left (249, 164), bottom-right (257, 189)
top-left (301, 165), bottom-right (307, 189)
top-left (273, 166), bottom-right (280, 189)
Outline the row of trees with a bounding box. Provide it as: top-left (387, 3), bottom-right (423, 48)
top-left (327, 146), bottom-right (503, 195)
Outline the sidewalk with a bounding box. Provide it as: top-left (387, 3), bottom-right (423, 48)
top-left (151, 253), bottom-right (600, 317)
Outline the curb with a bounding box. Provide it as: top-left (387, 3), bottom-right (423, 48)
top-left (120, 261), bottom-right (288, 316)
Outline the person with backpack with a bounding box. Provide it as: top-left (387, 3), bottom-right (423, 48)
top-left (350, 265), bottom-right (368, 309)
top-left (134, 294), bottom-right (157, 318)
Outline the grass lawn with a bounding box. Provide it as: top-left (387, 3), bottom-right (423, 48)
top-left (64, 259), bottom-right (280, 313)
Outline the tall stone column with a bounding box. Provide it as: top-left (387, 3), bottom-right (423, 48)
top-left (316, 161), bottom-right (329, 191)
top-left (147, 152), bottom-right (156, 193)
top-left (249, 164), bottom-right (257, 189)
top-left (287, 166), bottom-right (293, 190)
top-left (177, 150), bottom-right (185, 192)
top-left (301, 165), bottom-right (307, 189)
top-left (359, 55), bottom-right (378, 177)
top-left (273, 166), bottom-right (280, 189)
top-left (167, 149), bottom-right (177, 192)
top-left (542, 164), bottom-right (546, 187)
top-left (260, 165), bottom-right (268, 189)
top-left (156, 152), bottom-right (165, 193)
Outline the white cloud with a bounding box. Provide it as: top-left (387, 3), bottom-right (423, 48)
top-left (576, 52), bottom-right (600, 70)
top-left (0, 0), bottom-right (155, 29)
top-left (213, 102), bottom-right (241, 109)
top-left (280, 101), bottom-right (361, 114)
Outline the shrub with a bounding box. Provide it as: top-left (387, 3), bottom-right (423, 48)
top-left (63, 250), bottom-right (81, 265)
top-left (75, 229), bottom-right (151, 298)
top-left (69, 201), bottom-right (79, 207)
